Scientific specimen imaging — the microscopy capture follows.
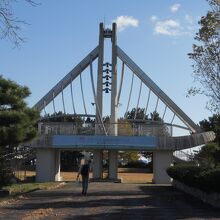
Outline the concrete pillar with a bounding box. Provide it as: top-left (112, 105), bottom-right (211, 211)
top-left (110, 23), bottom-right (118, 135)
top-left (108, 150), bottom-right (118, 180)
top-left (108, 23), bottom-right (119, 180)
top-left (96, 22), bottom-right (104, 134)
top-left (153, 151), bottom-right (173, 184)
top-left (36, 148), bottom-right (60, 182)
top-left (92, 23), bottom-right (104, 180)
top-left (55, 149), bottom-right (61, 181)
top-left (92, 150), bottom-right (102, 179)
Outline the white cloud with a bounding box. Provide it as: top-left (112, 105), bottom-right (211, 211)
top-left (185, 14), bottom-right (194, 24)
top-left (113, 16), bottom-right (139, 32)
top-left (150, 15), bottom-right (158, 22)
top-left (154, 19), bottom-right (182, 36)
top-left (149, 6), bottom-right (196, 37)
top-left (170, 3), bottom-right (181, 13)
top-left (150, 16), bottom-right (193, 37)
top-left (186, 25), bottom-right (195, 32)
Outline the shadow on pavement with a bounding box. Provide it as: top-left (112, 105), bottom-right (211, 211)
top-left (4, 184), bottom-right (220, 220)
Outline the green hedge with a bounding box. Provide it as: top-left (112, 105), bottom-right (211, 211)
top-left (167, 164), bottom-right (220, 193)
top-left (0, 166), bottom-right (12, 188)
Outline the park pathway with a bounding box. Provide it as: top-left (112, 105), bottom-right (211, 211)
top-left (0, 182), bottom-right (220, 220)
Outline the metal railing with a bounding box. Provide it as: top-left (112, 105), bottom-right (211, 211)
top-left (173, 150), bottom-right (194, 162)
top-left (38, 121), bottom-right (173, 137)
top-left (173, 149), bottom-right (214, 167)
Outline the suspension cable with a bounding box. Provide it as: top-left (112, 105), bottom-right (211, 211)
top-left (125, 72), bottom-right (134, 118)
top-left (117, 61), bottom-right (124, 106)
top-left (134, 81), bottom-right (142, 119)
top-left (171, 113), bottom-right (176, 124)
top-left (155, 97), bottom-right (159, 112)
top-left (61, 83), bottom-right (66, 114)
top-left (89, 57), bottom-right (107, 135)
top-left (143, 89), bottom-right (151, 120)
top-left (70, 76), bottom-right (76, 114)
top-left (80, 73), bottom-right (87, 115)
top-left (162, 105), bottom-right (167, 120)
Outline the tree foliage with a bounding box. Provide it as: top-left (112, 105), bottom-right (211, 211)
top-left (0, 0), bottom-right (38, 46)
top-left (188, 0), bottom-right (220, 112)
top-left (41, 111), bottom-right (84, 124)
top-left (199, 113), bottom-right (220, 145)
top-left (0, 75), bottom-right (39, 187)
top-left (125, 107), bottom-right (162, 121)
top-left (0, 76), bottom-right (39, 147)
top-left (125, 108), bottom-right (147, 120)
top-left (117, 118), bottom-right (133, 136)
top-left (194, 114), bottom-right (220, 167)
top-left (119, 151), bottom-right (139, 163)
top-left (194, 142), bottom-right (220, 167)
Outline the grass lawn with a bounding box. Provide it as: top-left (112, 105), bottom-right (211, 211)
top-left (2, 182), bottom-right (62, 196)
top-left (14, 169), bottom-right (153, 184)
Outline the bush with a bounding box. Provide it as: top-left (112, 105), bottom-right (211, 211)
top-left (167, 164), bottom-right (220, 193)
top-left (202, 168), bottom-right (220, 193)
top-left (121, 160), bottom-right (151, 168)
top-left (194, 143), bottom-right (220, 168)
top-left (0, 165), bottom-right (12, 188)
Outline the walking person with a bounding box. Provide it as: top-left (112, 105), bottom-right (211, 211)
top-left (77, 159), bottom-right (91, 195)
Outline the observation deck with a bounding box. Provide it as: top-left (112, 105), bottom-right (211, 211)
top-left (32, 121), bottom-right (215, 151)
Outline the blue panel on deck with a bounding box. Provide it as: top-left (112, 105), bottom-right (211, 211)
top-left (52, 135), bottom-right (157, 149)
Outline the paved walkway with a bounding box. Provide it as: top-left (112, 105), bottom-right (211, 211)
top-left (0, 182), bottom-right (220, 220)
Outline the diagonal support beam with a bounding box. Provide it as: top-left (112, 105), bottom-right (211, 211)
top-left (33, 46), bottom-right (99, 111)
top-left (117, 46), bottom-right (201, 133)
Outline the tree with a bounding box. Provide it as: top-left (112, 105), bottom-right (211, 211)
top-left (200, 114), bottom-right (220, 146)
top-left (41, 111), bottom-right (84, 124)
top-left (0, 75), bottom-right (39, 187)
top-left (150, 111), bottom-right (161, 121)
top-left (125, 108), bottom-right (148, 120)
top-left (188, 0), bottom-right (220, 112)
top-left (194, 142), bottom-right (220, 167)
top-left (125, 108), bottom-right (170, 136)
top-left (0, 0), bottom-right (38, 46)
top-left (117, 118), bottom-right (133, 136)
top-left (125, 108), bottom-right (162, 121)
top-left (193, 114), bottom-right (220, 167)
top-left (118, 151), bottom-right (139, 163)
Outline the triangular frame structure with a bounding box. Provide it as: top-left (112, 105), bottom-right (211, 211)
top-left (33, 23), bottom-right (215, 184)
top-left (34, 23), bottom-right (201, 133)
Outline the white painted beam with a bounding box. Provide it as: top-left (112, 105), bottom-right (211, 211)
top-left (34, 46), bottom-right (99, 111)
top-left (117, 46), bottom-right (201, 133)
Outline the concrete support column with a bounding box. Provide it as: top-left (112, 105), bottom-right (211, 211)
top-left (108, 150), bottom-right (118, 180)
top-left (153, 151), bottom-right (173, 184)
top-left (109, 22), bottom-right (119, 181)
top-left (93, 150), bottom-right (102, 179)
top-left (110, 23), bottom-right (118, 135)
top-left (36, 148), bottom-right (60, 182)
top-left (55, 149), bottom-right (61, 181)
top-left (96, 22), bottom-right (104, 134)
top-left (93, 23), bottom-right (104, 180)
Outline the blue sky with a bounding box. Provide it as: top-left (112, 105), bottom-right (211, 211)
top-left (0, 0), bottom-right (211, 128)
